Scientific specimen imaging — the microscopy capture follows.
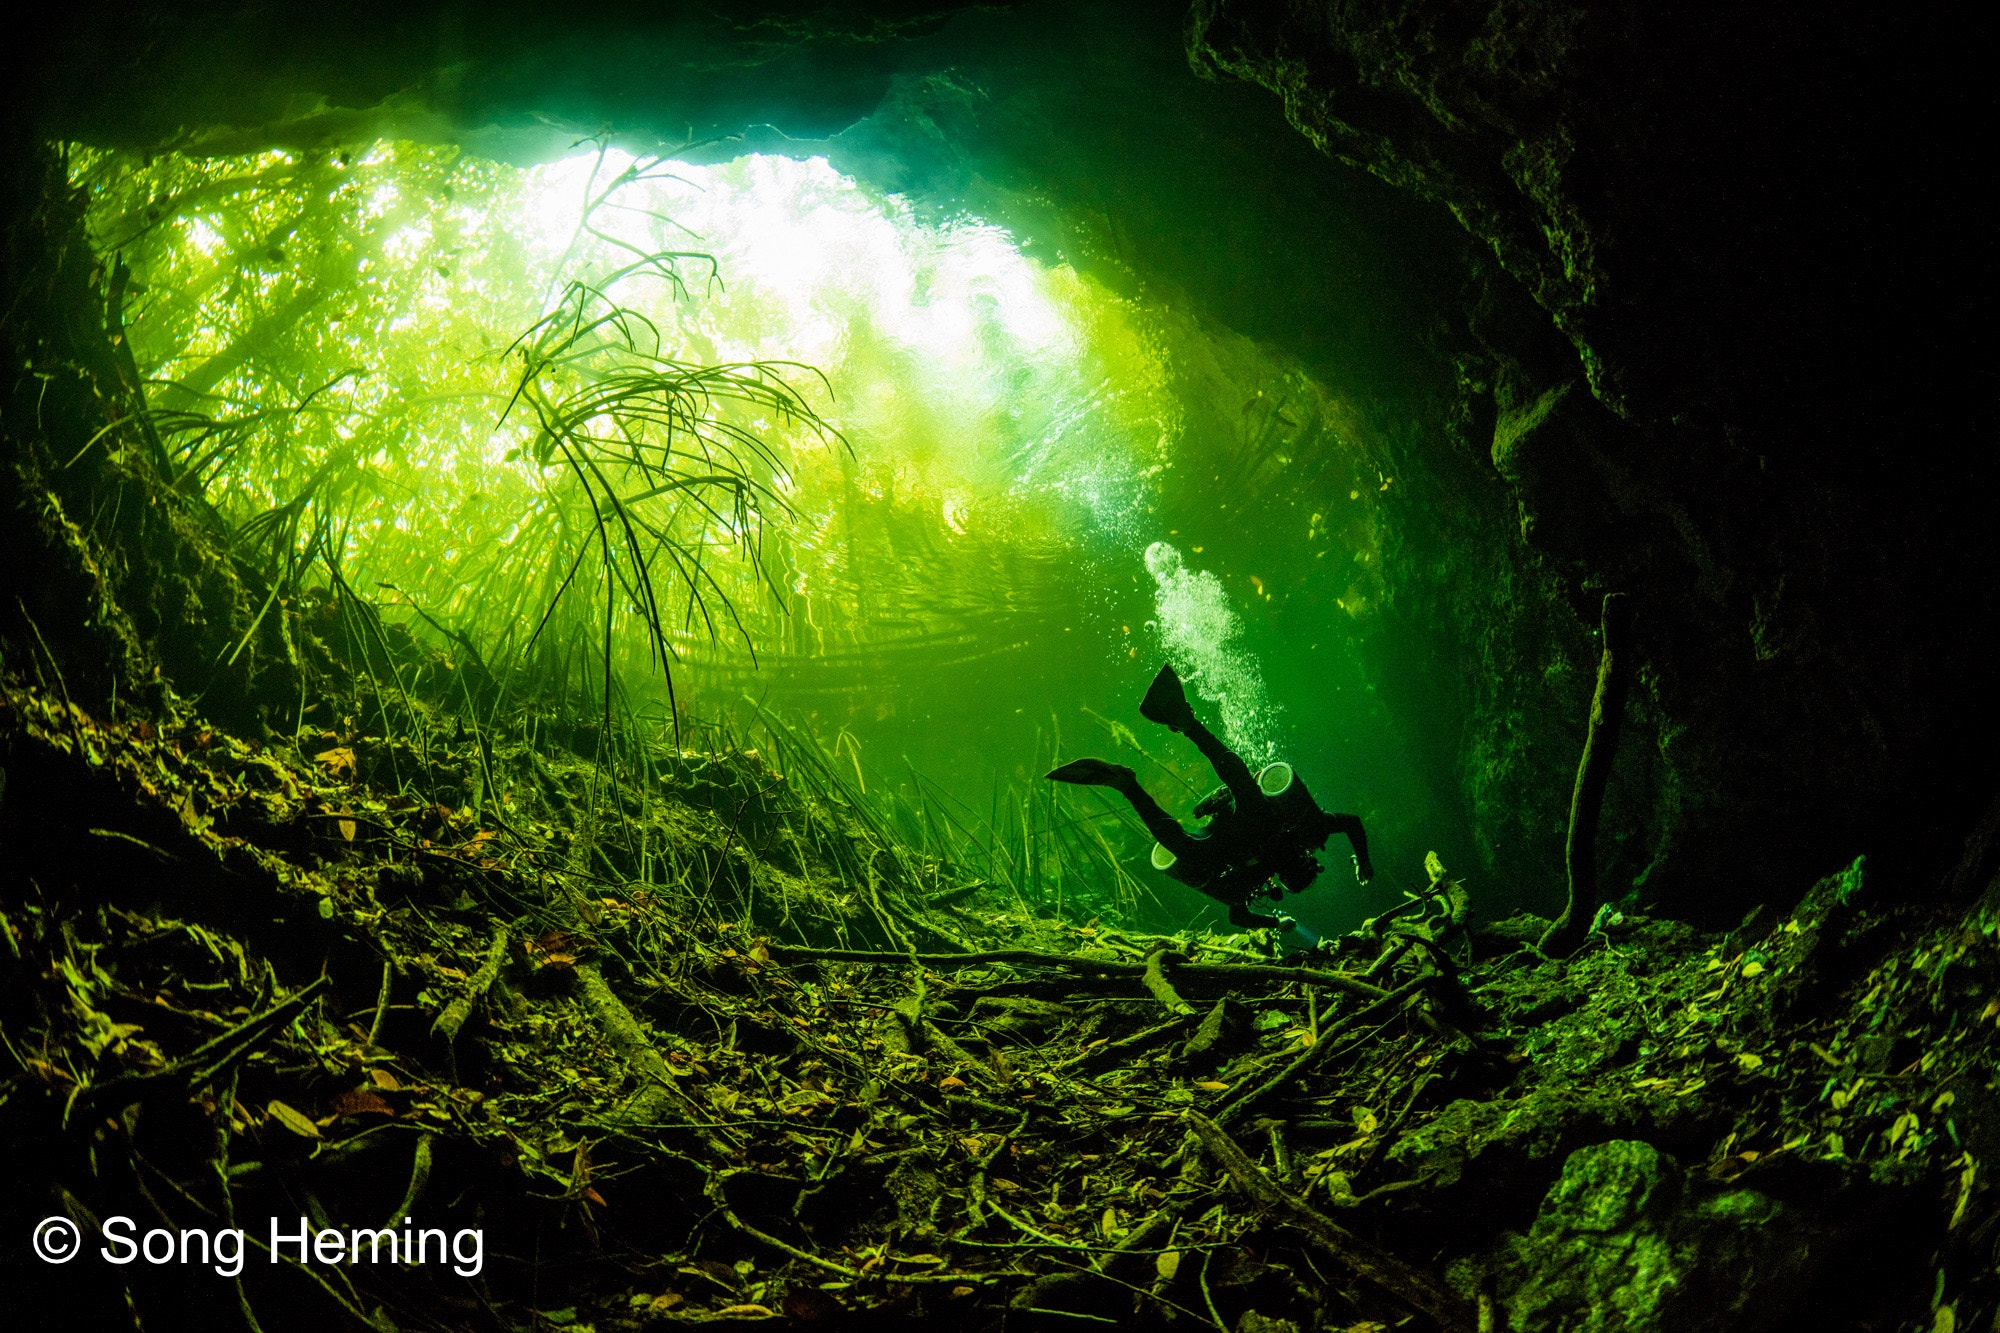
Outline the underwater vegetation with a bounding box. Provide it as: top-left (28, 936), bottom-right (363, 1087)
top-left (0, 1), bottom-right (1990, 1330)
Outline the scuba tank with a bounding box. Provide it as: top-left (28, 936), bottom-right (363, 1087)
top-left (1147, 759), bottom-right (1327, 887)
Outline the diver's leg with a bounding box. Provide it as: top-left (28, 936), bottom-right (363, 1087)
top-left (1046, 758), bottom-right (1202, 858)
top-left (1140, 664), bottom-right (1263, 807)
top-left (1326, 812), bottom-right (1374, 883)
top-left (1180, 711), bottom-right (1263, 811)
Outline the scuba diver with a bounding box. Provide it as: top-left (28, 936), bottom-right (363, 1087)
top-left (1046, 663), bottom-right (1373, 931)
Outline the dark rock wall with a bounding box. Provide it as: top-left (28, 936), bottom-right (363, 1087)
top-left (1189, 0), bottom-right (1997, 915)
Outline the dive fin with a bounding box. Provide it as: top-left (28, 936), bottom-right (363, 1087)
top-left (1045, 758), bottom-right (1136, 789)
top-left (1138, 662), bottom-right (1197, 732)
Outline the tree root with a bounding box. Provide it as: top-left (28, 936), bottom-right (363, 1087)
top-left (432, 925), bottom-right (506, 1040)
top-left (1142, 947), bottom-right (1196, 1015)
top-left (765, 943), bottom-right (1387, 999)
top-left (1541, 592), bottom-right (1633, 956)
top-left (1186, 1111), bottom-right (1474, 1331)
top-left (1212, 976), bottom-right (1429, 1129)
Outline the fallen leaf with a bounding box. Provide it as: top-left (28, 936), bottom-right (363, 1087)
top-left (1194, 1080), bottom-right (1230, 1091)
top-left (331, 1089), bottom-right (394, 1118)
top-left (338, 819), bottom-right (356, 842)
top-left (1740, 960), bottom-right (1766, 978)
top-left (1353, 1107), bottom-right (1379, 1135)
top-left (314, 747), bottom-right (356, 779)
top-left (1735, 1052), bottom-right (1764, 1072)
top-left (781, 1289), bottom-right (841, 1320)
top-left (527, 930), bottom-right (569, 954)
top-left (1953, 1154), bottom-right (1978, 1228)
top-left (369, 1069), bottom-right (402, 1091)
top-left (266, 1099), bottom-right (321, 1139)
top-left (715, 1304), bottom-right (775, 1318)
top-left (648, 1294), bottom-right (683, 1313)
top-left (1155, 1250), bottom-right (1181, 1280)
top-left (939, 1076), bottom-right (966, 1090)
top-left (949, 1285), bottom-right (975, 1298)
top-left (689, 1258), bottom-right (740, 1286)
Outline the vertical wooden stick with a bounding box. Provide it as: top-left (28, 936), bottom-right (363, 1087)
top-left (1542, 593), bottom-right (1633, 956)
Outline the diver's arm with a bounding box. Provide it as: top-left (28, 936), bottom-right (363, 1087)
top-left (1226, 900), bottom-right (1285, 930)
top-left (1327, 812), bottom-right (1374, 883)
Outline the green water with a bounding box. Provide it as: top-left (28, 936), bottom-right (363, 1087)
top-left (79, 138), bottom-right (1463, 937)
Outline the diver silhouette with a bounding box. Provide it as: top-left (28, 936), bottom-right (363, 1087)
top-left (1046, 663), bottom-right (1373, 930)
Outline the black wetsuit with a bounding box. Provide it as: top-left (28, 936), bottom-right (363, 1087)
top-left (1048, 664), bottom-right (1371, 929)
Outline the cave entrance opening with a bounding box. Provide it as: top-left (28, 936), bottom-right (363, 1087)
top-left (78, 134), bottom-right (1434, 935)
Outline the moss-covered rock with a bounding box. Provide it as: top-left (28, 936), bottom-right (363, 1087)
top-left (1479, 1139), bottom-right (1812, 1333)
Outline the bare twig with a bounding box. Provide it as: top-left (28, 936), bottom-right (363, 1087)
top-left (1212, 977), bottom-right (1427, 1129)
top-left (1186, 1111), bottom-right (1474, 1331)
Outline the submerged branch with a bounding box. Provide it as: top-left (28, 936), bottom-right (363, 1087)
top-left (1542, 592), bottom-right (1634, 956)
top-left (762, 943), bottom-right (1389, 1000)
top-left (1187, 1111), bottom-right (1475, 1331)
